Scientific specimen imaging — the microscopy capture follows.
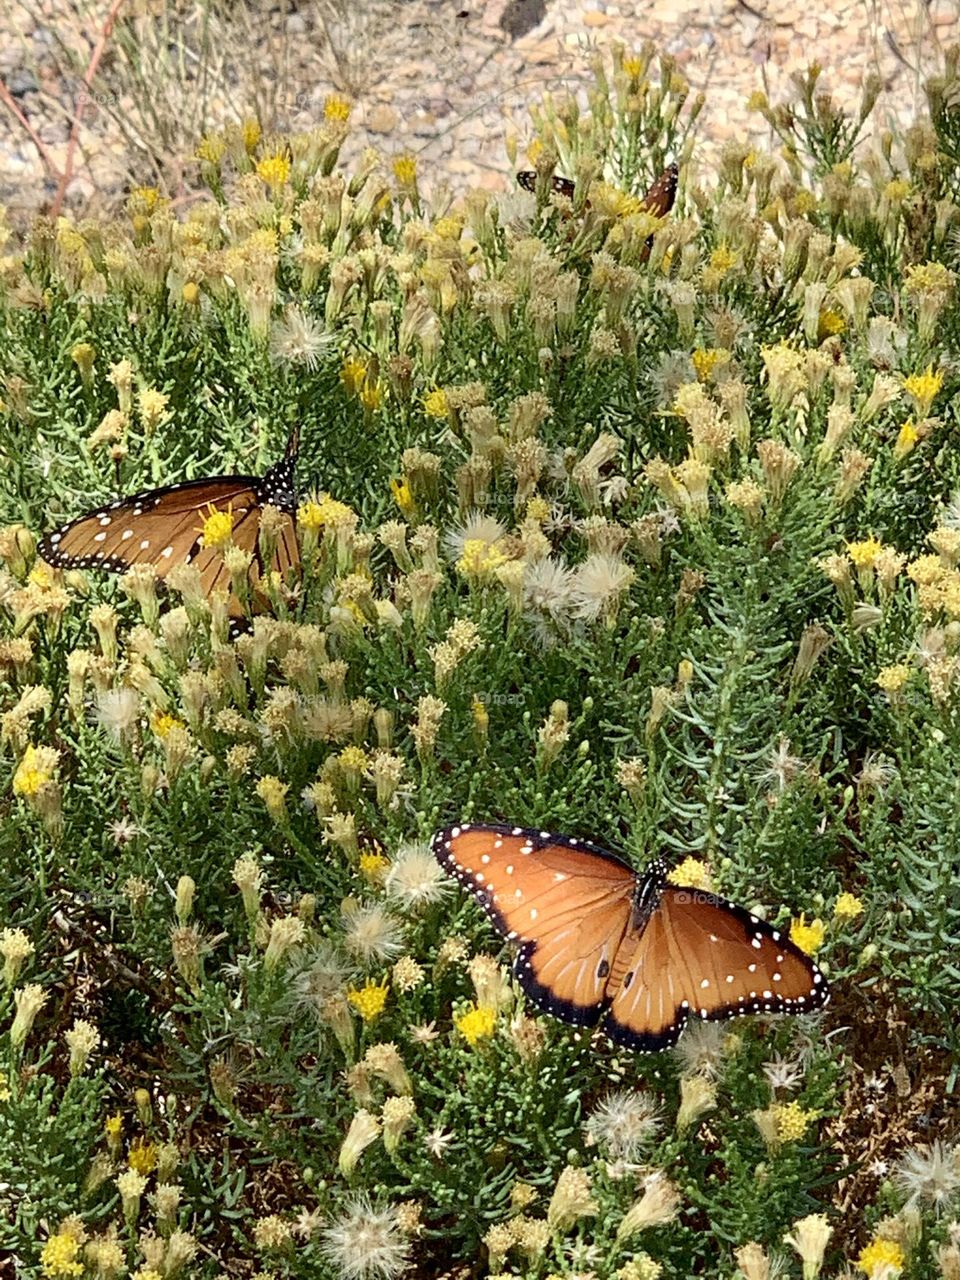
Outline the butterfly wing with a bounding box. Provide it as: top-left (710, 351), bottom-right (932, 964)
top-left (38, 477), bottom-right (263, 579)
top-left (516, 171), bottom-right (577, 199)
top-left (433, 823), bottom-right (636, 1026)
top-left (641, 162), bottom-right (679, 219)
top-left (39, 433), bottom-right (301, 614)
top-left (605, 884), bottom-right (829, 1052)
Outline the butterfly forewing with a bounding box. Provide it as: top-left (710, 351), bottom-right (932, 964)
top-left (642, 162), bottom-right (679, 219)
top-left (605, 885), bottom-right (828, 1051)
top-left (433, 824), bottom-right (635, 1023)
top-left (39, 478), bottom-right (262, 577)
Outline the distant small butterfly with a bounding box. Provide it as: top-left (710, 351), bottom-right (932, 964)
top-left (516, 161), bottom-right (679, 221)
top-left (38, 429), bottom-right (301, 618)
top-left (433, 821), bottom-right (828, 1052)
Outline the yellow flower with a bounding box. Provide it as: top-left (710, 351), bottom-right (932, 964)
top-left (242, 118), bottom-right (262, 152)
top-left (292, 501), bottom-right (319, 534)
top-left (256, 153), bottom-right (291, 190)
top-left (359, 852), bottom-right (390, 885)
top-left (667, 857), bottom-right (712, 891)
top-left (392, 154), bottom-right (418, 187)
top-left (339, 745), bottom-right (369, 773)
top-left (834, 892), bottom-right (864, 921)
top-left (360, 380), bottom-right (383, 412)
top-left (256, 775), bottom-right (288, 821)
top-left (12, 745), bottom-right (56, 798)
top-left (129, 186), bottom-right (159, 215)
top-left (818, 308), bottom-right (846, 338)
top-left (876, 664), bottom-right (911, 694)
top-left (789, 913), bottom-right (825, 955)
top-left (456, 539), bottom-right (508, 579)
top-left (297, 495), bottom-right (356, 532)
top-left (433, 216), bottom-right (463, 240)
top-left (197, 503), bottom-right (234, 550)
top-left (150, 712), bottom-right (183, 739)
top-left (71, 342), bottom-right (96, 378)
top-left (324, 94), bottom-right (352, 122)
top-left (893, 419), bottom-right (919, 460)
top-left (182, 282), bottom-right (200, 305)
top-left (708, 245), bottom-right (737, 278)
top-left (137, 387), bottom-right (169, 431)
top-left (40, 1232), bottom-right (83, 1278)
top-left (902, 364), bottom-right (943, 417)
top-left (390, 477), bottom-right (417, 519)
top-left (341, 355), bottom-right (368, 395)
top-left (455, 1002), bottom-right (497, 1048)
top-left (857, 1239), bottom-right (905, 1277)
top-left (690, 348), bottom-right (727, 382)
top-left (903, 260), bottom-right (955, 295)
top-left (747, 89), bottom-right (768, 111)
top-left (196, 133), bottom-right (226, 165)
top-left (846, 537), bottom-right (882, 571)
top-left (884, 179), bottom-right (911, 203)
top-left (423, 388), bottom-right (448, 418)
top-left (774, 1101), bottom-right (815, 1142)
top-left (104, 1113), bottom-right (123, 1141)
top-left (526, 496), bottom-right (551, 523)
top-left (623, 55), bottom-right (644, 79)
top-left (128, 1137), bottom-right (157, 1174)
top-left (348, 978), bottom-right (389, 1022)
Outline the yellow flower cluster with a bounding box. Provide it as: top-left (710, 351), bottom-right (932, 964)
top-left (256, 153), bottom-right (291, 189)
top-left (455, 1002), bottom-right (496, 1048)
top-left (774, 1101), bottom-right (815, 1141)
top-left (297, 495), bottom-right (356, 532)
top-left (392, 154), bottom-right (418, 187)
top-left (857, 1238), bottom-right (905, 1277)
top-left (348, 978), bottom-right (389, 1021)
top-left (834, 892), bottom-right (864, 921)
top-left (690, 348), bottom-right (728, 382)
top-left (40, 1232), bottom-right (83, 1279)
top-left (456, 538), bottom-right (509, 579)
top-left (789, 913), bottom-right (825, 955)
top-left (901, 364), bottom-right (943, 417)
top-left (666, 857), bottom-right (713, 891)
top-left (198, 504), bottom-right (234, 549)
top-left (423, 388), bottom-right (448, 418)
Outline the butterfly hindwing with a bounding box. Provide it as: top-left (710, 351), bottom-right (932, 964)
top-left (432, 823), bottom-right (635, 1025)
top-left (605, 885), bottom-right (828, 1052)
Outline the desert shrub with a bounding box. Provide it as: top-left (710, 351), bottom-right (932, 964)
top-left (1, 41), bottom-right (960, 1280)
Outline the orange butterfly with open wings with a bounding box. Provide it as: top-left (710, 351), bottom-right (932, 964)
top-left (433, 822), bottom-right (828, 1052)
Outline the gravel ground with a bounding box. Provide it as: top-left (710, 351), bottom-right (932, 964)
top-left (0, 0), bottom-right (958, 223)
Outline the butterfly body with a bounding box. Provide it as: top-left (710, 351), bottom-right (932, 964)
top-left (38, 432), bottom-right (301, 617)
top-left (432, 822), bottom-right (828, 1052)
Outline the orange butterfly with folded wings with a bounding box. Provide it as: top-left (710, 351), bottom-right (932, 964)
top-left (38, 430), bottom-right (301, 619)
